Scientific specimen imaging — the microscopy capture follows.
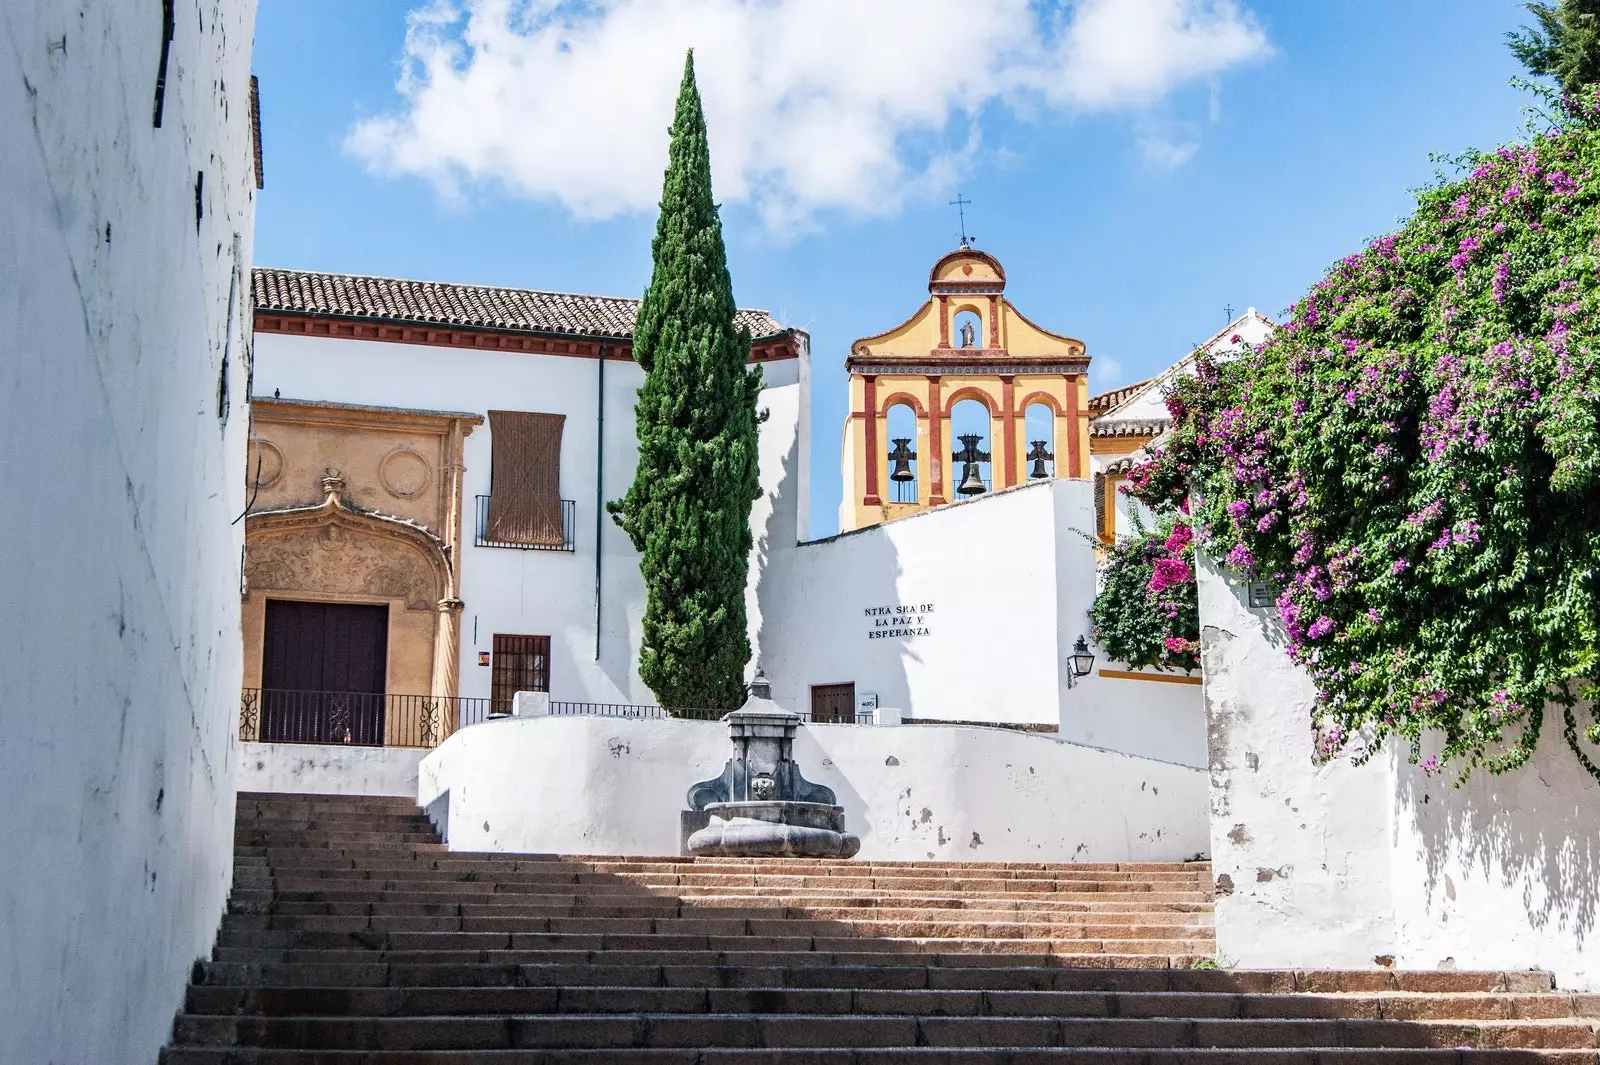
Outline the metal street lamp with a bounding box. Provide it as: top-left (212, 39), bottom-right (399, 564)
top-left (1067, 635), bottom-right (1096, 687)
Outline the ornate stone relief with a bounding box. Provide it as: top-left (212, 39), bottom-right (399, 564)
top-left (243, 473), bottom-right (451, 611)
top-left (246, 527), bottom-right (439, 611)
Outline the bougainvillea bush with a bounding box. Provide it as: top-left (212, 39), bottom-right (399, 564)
top-left (1089, 515), bottom-right (1200, 673)
top-left (1129, 98), bottom-right (1600, 780)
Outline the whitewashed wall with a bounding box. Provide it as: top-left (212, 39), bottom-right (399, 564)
top-left (1063, 671), bottom-right (1206, 769)
top-left (239, 742), bottom-right (425, 797)
top-left (1199, 552), bottom-right (1600, 988)
top-left (250, 333), bottom-right (806, 706)
top-left (757, 479), bottom-right (1094, 729)
top-left (419, 715), bottom-right (1210, 862)
top-left (0, 3), bottom-right (256, 1063)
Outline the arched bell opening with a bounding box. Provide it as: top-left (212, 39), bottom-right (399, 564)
top-left (1024, 403), bottom-right (1056, 481)
top-left (884, 402), bottom-right (919, 504)
top-left (949, 397), bottom-right (993, 497)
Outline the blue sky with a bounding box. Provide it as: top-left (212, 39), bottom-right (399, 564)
top-left (252, 0), bottom-right (1535, 537)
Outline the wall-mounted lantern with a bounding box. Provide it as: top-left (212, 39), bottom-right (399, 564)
top-left (1067, 635), bottom-right (1096, 687)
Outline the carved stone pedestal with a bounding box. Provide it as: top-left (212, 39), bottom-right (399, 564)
top-left (683, 700), bottom-right (859, 860)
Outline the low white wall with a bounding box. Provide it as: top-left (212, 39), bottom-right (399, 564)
top-left (1391, 715), bottom-right (1600, 986)
top-left (1199, 552), bottom-right (1600, 988)
top-left (418, 715), bottom-right (1209, 863)
top-left (239, 742), bottom-right (427, 797)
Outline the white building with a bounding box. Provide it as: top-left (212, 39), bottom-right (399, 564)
top-left (247, 268), bottom-right (808, 718)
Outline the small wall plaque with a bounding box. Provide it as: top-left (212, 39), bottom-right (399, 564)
top-left (477, 651), bottom-right (491, 667)
top-left (1247, 582), bottom-right (1281, 610)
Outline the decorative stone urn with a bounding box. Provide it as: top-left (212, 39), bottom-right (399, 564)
top-left (683, 693), bottom-right (860, 859)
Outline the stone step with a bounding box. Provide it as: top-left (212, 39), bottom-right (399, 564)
top-left (190, 961), bottom-right (1558, 995)
top-left (161, 794), bottom-right (1576, 1062)
top-left (219, 913), bottom-right (1211, 939)
top-left (229, 892), bottom-right (1214, 916)
top-left (181, 985), bottom-right (1600, 1022)
top-left (234, 860), bottom-right (1208, 884)
top-left (167, 1011), bottom-right (1600, 1051)
top-left (208, 941), bottom-right (1214, 968)
top-left (172, 1042), bottom-right (1600, 1065)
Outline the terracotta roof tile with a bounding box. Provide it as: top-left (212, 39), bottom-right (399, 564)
top-left (1089, 418), bottom-right (1170, 438)
top-left (1089, 379), bottom-right (1149, 413)
top-left (252, 267), bottom-right (786, 341)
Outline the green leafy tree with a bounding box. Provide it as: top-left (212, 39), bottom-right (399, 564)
top-left (1509, 0), bottom-right (1600, 104)
top-left (610, 51), bottom-right (765, 712)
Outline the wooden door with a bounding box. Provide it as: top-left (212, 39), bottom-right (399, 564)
top-left (261, 600), bottom-right (388, 745)
top-left (810, 682), bottom-right (856, 724)
top-left (491, 634), bottom-right (550, 716)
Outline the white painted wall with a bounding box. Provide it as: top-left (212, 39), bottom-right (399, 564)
top-left (753, 478), bottom-right (1205, 768)
top-left (1198, 552), bottom-right (1395, 969)
top-left (419, 715), bottom-right (1209, 862)
top-left (239, 742), bottom-right (426, 797)
top-left (250, 333), bottom-right (806, 706)
top-left (757, 479), bottom-right (1092, 729)
top-left (1199, 552), bottom-right (1600, 988)
top-left (1062, 672), bottom-right (1207, 769)
top-left (0, 3), bottom-right (256, 1063)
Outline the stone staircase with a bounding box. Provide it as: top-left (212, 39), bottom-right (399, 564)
top-left (160, 792), bottom-right (1600, 1062)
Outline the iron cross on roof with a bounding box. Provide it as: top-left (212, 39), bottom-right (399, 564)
top-left (949, 194), bottom-right (974, 248)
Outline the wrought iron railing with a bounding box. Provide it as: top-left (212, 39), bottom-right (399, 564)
top-left (239, 688), bottom-right (491, 748)
top-left (474, 495), bottom-right (576, 551)
top-left (544, 700), bottom-right (875, 726)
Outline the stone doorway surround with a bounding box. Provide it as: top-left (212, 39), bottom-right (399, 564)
top-left (241, 398), bottom-right (481, 739)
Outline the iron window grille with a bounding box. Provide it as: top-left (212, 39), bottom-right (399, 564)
top-left (491, 634), bottom-right (550, 717)
top-left (475, 495), bottom-right (575, 551)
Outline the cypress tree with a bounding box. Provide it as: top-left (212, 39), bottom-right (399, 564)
top-left (609, 51), bottom-right (765, 712)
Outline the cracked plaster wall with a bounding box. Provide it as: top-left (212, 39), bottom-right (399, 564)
top-left (0, 2), bottom-right (256, 1060)
top-left (1200, 552), bottom-right (1600, 988)
top-left (417, 715), bottom-right (1209, 862)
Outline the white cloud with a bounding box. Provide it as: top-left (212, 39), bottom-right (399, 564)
top-left (1138, 131), bottom-right (1200, 170)
top-left (347, 0), bottom-right (1269, 229)
top-left (1091, 353), bottom-right (1128, 390)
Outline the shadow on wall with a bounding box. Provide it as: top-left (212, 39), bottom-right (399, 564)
top-left (754, 416), bottom-right (916, 726)
top-left (1395, 709), bottom-right (1600, 960)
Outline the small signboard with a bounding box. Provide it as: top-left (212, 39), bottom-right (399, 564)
top-left (1246, 582), bottom-right (1281, 610)
top-left (856, 692), bottom-right (879, 720)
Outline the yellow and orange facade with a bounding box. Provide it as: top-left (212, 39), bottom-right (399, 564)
top-left (839, 247), bottom-right (1092, 533)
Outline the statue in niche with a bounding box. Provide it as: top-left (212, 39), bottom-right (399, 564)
top-left (958, 319), bottom-right (977, 348)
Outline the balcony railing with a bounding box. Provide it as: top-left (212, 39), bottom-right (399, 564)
top-left (240, 688), bottom-right (492, 748)
top-left (545, 700), bottom-right (876, 726)
top-left (475, 495), bottom-right (576, 551)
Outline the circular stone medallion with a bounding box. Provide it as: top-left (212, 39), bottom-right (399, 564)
top-left (379, 447), bottom-right (431, 498)
top-left (247, 439), bottom-right (282, 488)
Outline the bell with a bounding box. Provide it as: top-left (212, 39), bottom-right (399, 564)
top-left (1027, 440), bottom-right (1055, 480)
top-left (952, 432), bottom-right (990, 496)
top-left (956, 461), bottom-right (987, 496)
top-left (888, 438), bottom-right (916, 482)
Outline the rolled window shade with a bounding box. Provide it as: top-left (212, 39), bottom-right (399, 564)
top-left (487, 411), bottom-right (566, 546)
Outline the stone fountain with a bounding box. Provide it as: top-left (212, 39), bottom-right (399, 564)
top-left (682, 677), bottom-right (859, 859)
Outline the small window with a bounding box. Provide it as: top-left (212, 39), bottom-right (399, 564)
top-left (491, 634), bottom-right (550, 716)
